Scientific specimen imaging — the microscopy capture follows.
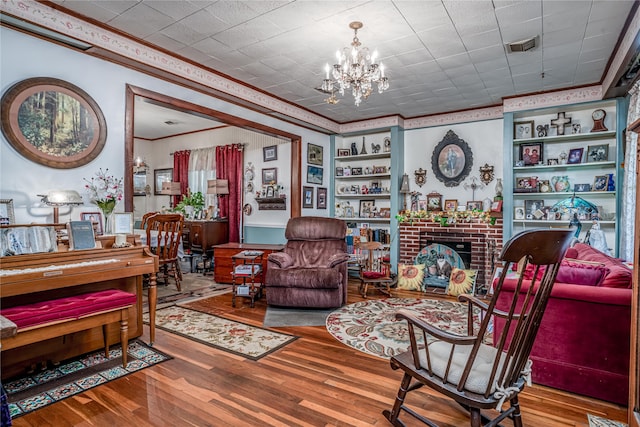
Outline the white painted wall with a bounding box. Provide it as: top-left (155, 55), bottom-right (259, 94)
top-left (0, 27), bottom-right (330, 226)
top-left (403, 120), bottom-right (504, 209)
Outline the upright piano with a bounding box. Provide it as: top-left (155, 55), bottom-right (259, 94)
top-left (0, 233), bottom-right (158, 379)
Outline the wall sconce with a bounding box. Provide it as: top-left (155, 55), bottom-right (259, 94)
top-left (161, 182), bottom-right (181, 207)
top-left (400, 174), bottom-right (411, 211)
top-left (39, 190), bottom-right (84, 223)
top-left (207, 179), bottom-right (230, 218)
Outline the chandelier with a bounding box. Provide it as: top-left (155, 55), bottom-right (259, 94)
top-left (321, 21), bottom-right (389, 106)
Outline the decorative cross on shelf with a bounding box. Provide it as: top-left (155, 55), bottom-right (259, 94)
top-left (550, 112), bottom-right (572, 136)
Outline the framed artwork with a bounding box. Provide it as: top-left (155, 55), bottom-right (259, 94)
top-left (418, 200), bottom-right (427, 211)
top-left (444, 199), bottom-right (458, 212)
top-left (514, 206), bottom-right (525, 220)
top-left (524, 199), bottom-right (544, 219)
top-left (344, 206), bottom-right (354, 218)
top-left (593, 175), bottom-right (608, 191)
top-left (335, 167), bottom-right (344, 177)
top-left (567, 148), bottom-right (584, 164)
top-left (515, 176), bottom-right (538, 191)
top-left (307, 143), bottom-right (323, 166)
top-left (262, 167), bottom-right (277, 185)
top-left (380, 207), bottom-right (391, 218)
top-left (359, 200), bottom-right (375, 217)
top-left (266, 185), bottom-right (275, 197)
top-left (513, 120), bottom-right (534, 139)
top-left (547, 158), bottom-right (559, 165)
top-left (133, 171), bottom-right (147, 196)
top-left (351, 167), bottom-right (363, 176)
top-left (0, 77), bottom-right (107, 169)
top-left (586, 144), bottom-right (608, 162)
top-left (466, 201), bottom-right (482, 211)
top-left (0, 199), bottom-right (15, 225)
top-left (426, 192), bottom-right (442, 211)
top-left (113, 212), bottom-right (134, 234)
top-left (519, 142), bottom-right (543, 166)
top-left (574, 183), bottom-right (592, 192)
top-left (337, 148), bottom-right (350, 157)
top-left (490, 200), bottom-right (503, 212)
top-left (263, 145), bottom-right (277, 162)
top-left (154, 168), bottom-right (173, 195)
top-left (317, 187), bottom-right (327, 209)
top-left (303, 186), bottom-right (314, 208)
top-left (81, 211), bottom-right (103, 235)
top-left (431, 130), bottom-right (473, 187)
top-left (306, 165), bottom-right (323, 184)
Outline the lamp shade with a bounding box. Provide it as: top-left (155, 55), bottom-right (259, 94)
top-left (207, 179), bottom-right (229, 195)
top-left (39, 190), bottom-right (84, 207)
top-left (161, 182), bottom-right (181, 195)
top-left (400, 174), bottom-right (410, 193)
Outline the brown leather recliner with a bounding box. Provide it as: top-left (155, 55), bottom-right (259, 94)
top-left (265, 216), bottom-right (350, 308)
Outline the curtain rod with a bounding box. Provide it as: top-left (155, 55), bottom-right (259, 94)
top-left (169, 143), bottom-right (246, 156)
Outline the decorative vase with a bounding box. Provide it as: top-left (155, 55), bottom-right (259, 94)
top-left (551, 175), bottom-right (570, 192)
top-left (360, 136), bottom-right (367, 155)
top-left (607, 173), bottom-right (615, 191)
top-left (95, 199), bottom-right (116, 235)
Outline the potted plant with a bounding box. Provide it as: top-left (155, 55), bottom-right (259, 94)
top-left (174, 190), bottom-right (205, 219)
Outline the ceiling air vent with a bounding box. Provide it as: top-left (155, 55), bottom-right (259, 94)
top-left (164, 120), bottom-right (179, 125)
top-left (506, 36), bottom-right (538, 53)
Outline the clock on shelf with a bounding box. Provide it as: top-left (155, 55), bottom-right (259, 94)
top-left (591, 109), bottom-right (608, 132)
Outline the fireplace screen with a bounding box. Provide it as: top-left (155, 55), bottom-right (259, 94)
top-left (415, 241), bottom-right (471, 291)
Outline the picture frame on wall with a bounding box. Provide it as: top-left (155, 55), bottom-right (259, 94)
top-left (303, 186), bottom-right (314, 208)
top-left (133, 171), bottom-right (147, 196)
top-left (154, 168), bottom-right (173, 195)
top-left (306, 165), bottom-right (323, 184)
top-left (317, 187), bottom-right (327, 209)
top-left (307, 143), bottom-right (323, 166)
top-left (262, 167), bottom-right (277, 185)
top-left (513, 120), bottom-right (534, 139)
top-left (263, 145), bottom-right (277, 162)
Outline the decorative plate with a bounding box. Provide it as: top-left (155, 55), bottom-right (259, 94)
top-left (243, 203), bottom-right (252, 215)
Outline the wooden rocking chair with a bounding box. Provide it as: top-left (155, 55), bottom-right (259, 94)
top-left (356, 241), bottom-right (394, 298)
top-left (146, 214), bottom-right (184, 292)
top-left (383, 229), bottom-right (574, 427)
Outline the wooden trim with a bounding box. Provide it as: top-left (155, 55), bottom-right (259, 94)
top-left (629, 120), bottom-right (640, 426)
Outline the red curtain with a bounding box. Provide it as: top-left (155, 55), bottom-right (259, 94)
top-left (216, 144), bottom-right (243, 242)
top-left (173, 150), bottom-right (190, 207)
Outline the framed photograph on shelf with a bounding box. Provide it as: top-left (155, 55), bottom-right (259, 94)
top-left (524, 199), bottom-right (544, 219)
top-left (262, 167), bottom-right (277, 185)
top-left (593, 175), bottom-right (608, 191)
top-left (317, 187), bottom-right (327, 209)
top-left (515, 176), bottom-right (538, 192)
top-left (344, 206), bottom-right (354, 218)
top-left (0, 199), bottom-right (15, 225)
top-left (351, 167), bottom-right (363, 176)
top-left (359, 200), bottom-right (375, 217)
top-left (547, 158), bottom-right (559, 166)
top-left (418, 200), bottom-right (427, 211)
top-left (444, 199), bottom-right (458, 212)
top-left (586, 144), bottom-right (608, 162)
top-left (306, 165), bottom-right (323, 184)
top-left (490, 200), bottom-right (503, 212)
top-left (80, 212), bottom-right (103, 235)
top-left (514, 120), bottom-right (534, 139)
top-left (335, 167), bottom-right (344, 177)
top-left (303, 186), bottom-right (314, 208)
top-left (307, 143), bottom-right (323, 166)
top-left (574, 183), bottom-right (592, 192)
top-left (113, 212), bottom-right (134, 234)
top-left (263, 145), bottom-right (277, 162)
top-left (514, 206), bottom-right (525, 220)
top-left (466, 201), bottom-right (482, 211)
top-left (519, 142), bottom-right (543, 166)
top-left (154, 168), bottom-right (173, 195)
top-left (337, 148), bottom-right (350, 157)
top-left (567, 148), bottom-right (584, 164)
top-left (426, 192), bottom-right (442, 211)
top-left (380, 207), bottom-right (391, 218)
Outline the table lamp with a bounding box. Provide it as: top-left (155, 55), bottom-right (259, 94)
top-left (161, 182), bottom-right (181, 208)
top-left (39, 190), bottom-right (84, 223)
top-left (207, 179), bottom-right (229, 218)
top-left (399, 174), bottom-right (410, 211)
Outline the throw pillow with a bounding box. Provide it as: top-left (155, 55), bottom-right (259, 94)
top-left (555, 259), bottom-right (609, 286)
top-left (447, 268), bottom-right (477, 296)
top-left (397, 263), bottom-right (425, 291)
top-left (572, 243), bottom-right (632, 288)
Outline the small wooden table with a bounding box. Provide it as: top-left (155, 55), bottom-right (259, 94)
top-left (231, 251), bottom-right (264, 308)
top-left (213, 243), bottom-right (284, 284)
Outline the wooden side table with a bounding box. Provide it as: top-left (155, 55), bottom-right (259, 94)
top-left (231, 251), bottom-right (264, 308)
top-left (213, 243), bottom-right (284, 284)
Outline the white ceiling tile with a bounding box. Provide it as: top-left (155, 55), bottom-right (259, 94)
top-left (146, 0), bottom-right (203, 20)
top-left (108, 3), bottom-right (176, 38)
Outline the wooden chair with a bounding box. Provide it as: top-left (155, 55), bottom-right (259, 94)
top-left (383, 229), bottom-right (574, 427)
top-left (356, 241), bottom-right (394, 298)
top-left (146, 214), bottom-right (184, 291)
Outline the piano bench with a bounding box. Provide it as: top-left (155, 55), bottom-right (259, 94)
top-left (0, 289), bottom-right (137, 368)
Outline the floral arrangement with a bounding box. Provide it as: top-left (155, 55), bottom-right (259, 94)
top-left (395, 209), bottom-right (496, 226)
top-left (84, 168), bottom-right (123, 216)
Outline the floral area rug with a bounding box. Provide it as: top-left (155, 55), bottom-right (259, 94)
top-left (326, 298), bottom-right (484, 359)
top-left (587, 414), bottom-right (627, 427)
top-left (5, 339), bottom-right (171, 419)
top-left (144, 306), bottom-right (297, 360)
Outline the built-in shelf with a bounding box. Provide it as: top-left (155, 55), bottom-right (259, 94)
top-left (335, 173), bottom-right (391, 180)
top-left (255, 197), bottom-right (286, 210)
top-left (335, 217), bottom-right (391, 223)
top-left (512, 191), bottom-right (616, 198)
top-left (512, 130), bottom-right (616, 145)
top-left (335, 193), bottom-right (391, 198)
top-left (513, 161), bottom-right (616, 172)
top-left (335, 152), bottom-right (390, 161)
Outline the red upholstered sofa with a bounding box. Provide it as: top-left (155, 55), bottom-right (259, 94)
top-left (494, 243), bottom-right (633, 405)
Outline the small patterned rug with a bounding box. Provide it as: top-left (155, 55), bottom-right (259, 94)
top-left (4, 339), bottom-right (171, 419)
top-left (588, 414), bottom-right (627, 427)
top-left (326, 297), bottom-right (483, 359)
top-left (145, 306), bottom-right (297, 360)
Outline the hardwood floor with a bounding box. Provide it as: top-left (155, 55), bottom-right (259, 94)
top-left (11, 280), bottom-right (627, 426)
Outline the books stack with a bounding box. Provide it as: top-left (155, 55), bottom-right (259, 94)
top-left (234, 264), bottom-right (261, 275)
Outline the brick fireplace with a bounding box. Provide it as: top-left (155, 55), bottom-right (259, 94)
top-left (398, 218), bottom-right (503, 293)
